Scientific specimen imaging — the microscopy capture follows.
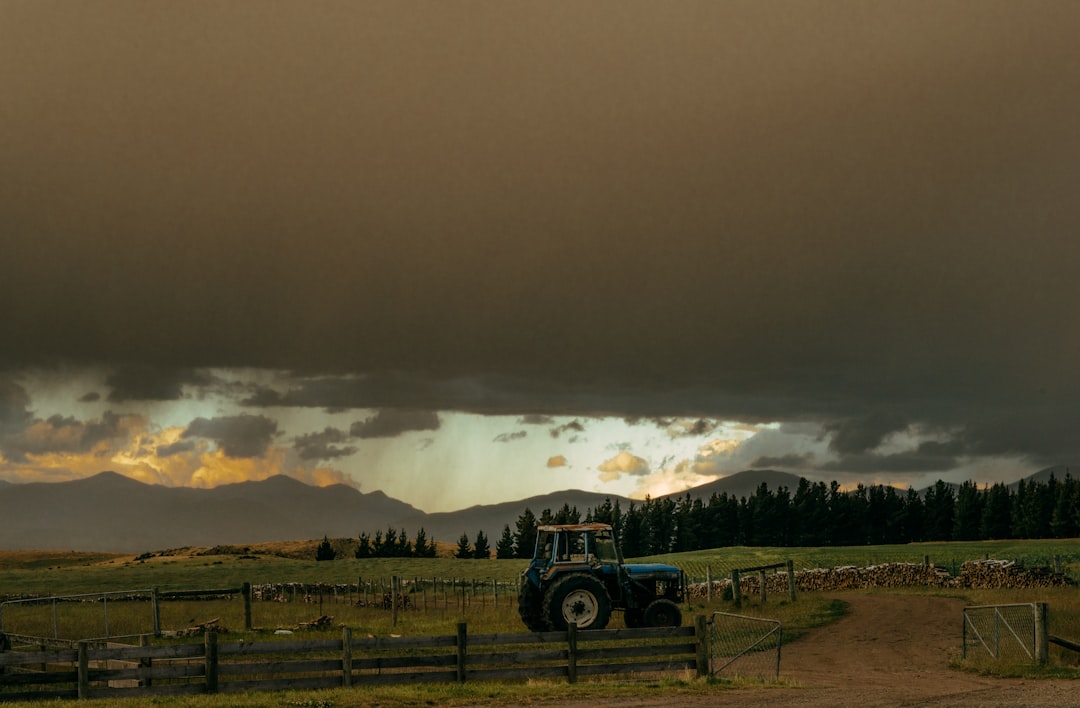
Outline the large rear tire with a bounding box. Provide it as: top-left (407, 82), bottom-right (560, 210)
top-left (643, 598), bottom-right (682, 627)
top-left (518, 582), bottom-right (547, 632)
top-left (542, 574), bottom-right (612, 631)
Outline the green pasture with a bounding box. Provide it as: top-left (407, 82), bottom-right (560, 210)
top-left (3, 537), bottom-right (1078, 597)
top-left (2, 538), bottom-right (1080, 706)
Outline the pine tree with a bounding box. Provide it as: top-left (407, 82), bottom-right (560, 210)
top-left (495, 524), bottom-right (516, 559)
top-left (455, 532), bottom-right (472, 559)
top-left (355, 532), bottom-right (372, 558)
top-left (514, 508), bottom-right (538, 559)
top-left (473, 529), bottom-right (491, 559)
top-left (315, 535), bottom-right (336, 561)
top-left (413, 527), bottom-right (430, 558)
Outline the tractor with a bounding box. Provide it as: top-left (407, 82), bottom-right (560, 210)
top-left (517, 522), bottom-right (685, 631)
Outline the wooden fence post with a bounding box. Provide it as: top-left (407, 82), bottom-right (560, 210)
top-left (456, 622), bottom-right (467, 684)
top-left (786, 560), bottom-right (797, 601)
top-left (151, 588), bottom-right (161, 637)
top-left (77, 641), bottom-right (89, 699)
top-left (695, 615), bottom-right (708, 678)
top-left (731, 569), bottom-right (742, 609)
top-left (140, 634), bottom-right (153, 688)
top-left (706, 566), bottom-right (712, 602)
top-left (342, 626), bottom-right (353, 687)
top-left (759, 570), bottom-right (767, 603)
top-left (392, 576), bottom-right (399, 628)
top-left (1035, 603), bottom-right (1049, 665)
top-left (204, 630), bottom-right (218, 693)
top-left (242, 582), bottom-right (252, 631)
top-left (567, 622), bottom-right (578, 684)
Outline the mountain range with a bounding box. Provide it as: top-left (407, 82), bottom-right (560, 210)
top-left (0, 468), bottom-right (1066, 553)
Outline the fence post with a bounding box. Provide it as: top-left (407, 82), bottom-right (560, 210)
top-left (961, 608), bottom-right (967, 660)
top-left (1035, 603), bottom-right (1049, 665)
top-left (392, 576), bottom-right (399, 628)
top-left (695, 615), bottom-right (708, 678)
top-left (342, 626), bottom-right (353, 687)
top-left (456, 622), bottom-right (467, 684)
top-left (204, 630), bottom-right (218, 693)
top-left (151, 588), bottom-right (161, 637)
top-left (567, 622), bottom-right (578, 684)
top-left (731, 570), bottom-right (742, 609)
top-left (786, 560), bottom-right (797, 602)
top-left (140, 634), bottom-right (153, 688)
top-left (77, 641), bottom-right (89, 699)
top-left (242, 582), bottom-right (252, 631)
top-left (706, 566), bottom-right (712, 602)
top-left (759, 570), bottom-right (767, 603)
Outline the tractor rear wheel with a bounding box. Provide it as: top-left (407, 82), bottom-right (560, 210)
top-left (643, 598), bottom-right (682, 627)
top-left (542, 574), bottom-right (611, 631)
top-left (518, 582), bottom-right (547, 632)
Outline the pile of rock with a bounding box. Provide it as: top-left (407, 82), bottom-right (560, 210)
top-left (686, 559), bottom-right (1073, 597)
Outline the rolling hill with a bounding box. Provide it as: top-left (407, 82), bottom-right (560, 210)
top-left (0, 467), bottom-right (1063, 553)
top-left (0, 469), bottom-right (797, 553)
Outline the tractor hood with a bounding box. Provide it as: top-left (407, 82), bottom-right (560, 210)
top-left (623, 563), bottom-right (682, 579)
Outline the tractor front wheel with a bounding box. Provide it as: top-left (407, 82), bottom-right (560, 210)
top-left (643, 598), bottom-right (682, 627)
top-left (543, 574), bottom-right (612, 631)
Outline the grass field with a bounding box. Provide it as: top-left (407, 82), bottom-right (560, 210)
top-left (3, 537), bottom-right (1078, 596)
top-left (2, 538), bottom-right (1079, 706)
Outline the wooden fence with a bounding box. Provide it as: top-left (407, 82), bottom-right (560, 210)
top-left (0, 618), bottom-right (707, 701)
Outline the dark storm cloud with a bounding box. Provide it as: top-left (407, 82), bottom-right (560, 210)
top-left (349, 410), bottom-right (441, 439)
top-left (0, 411), bottom-right (132, 463)
top-left (106, 365), bottom-right (214, 402)
top-left (752, 453), bottom-right (816, 470)
top-left (549, 420), bottom-right (585, 440)
top-left (825, 412), bottom-right (910, 455)
top-left (293, 427), bottom-right (357, 461)
top-left (2, 3), bottom-right (1080, 477)
top-left (182, 415), bottom-right (279, 458)
top-left (494, 430), bottom-right (527, 443)
top-left (0, 379), bottom-right (33, 436)
top-left (519, 415), bottom-right (554, 426)
top-left (157, 439), bottom-right (197, 458)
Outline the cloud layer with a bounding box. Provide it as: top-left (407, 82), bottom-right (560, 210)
top-left (2, 2), bottom-right (1079, 495)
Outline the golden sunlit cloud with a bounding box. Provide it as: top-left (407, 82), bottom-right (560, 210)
top-left (1, 421), bottom-right (355, 489)
top-left (596, 450), bottom-right (650, 482)
top-left (546, 455), bottom-right (568, 468)
top-left (629, 459), bottom-right (718, 500)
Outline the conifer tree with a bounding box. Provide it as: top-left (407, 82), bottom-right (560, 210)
top-left (455, 532), bottom-right (472, 559)
top-left (315, 535), bottom-right (336, 561)
top-left (495, 524), bottom-right (516, 559)
top-left (473, 529), bottom-right (491, 559)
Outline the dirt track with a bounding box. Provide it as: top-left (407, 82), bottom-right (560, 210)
top-left (555, 594), bottom-right (1078, 707)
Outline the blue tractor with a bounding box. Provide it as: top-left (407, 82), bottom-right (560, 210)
top-left (517, 522), bottom-right (685, 631)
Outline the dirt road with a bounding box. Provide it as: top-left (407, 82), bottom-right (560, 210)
top-left (553, 593), bottom-right (1078, 707)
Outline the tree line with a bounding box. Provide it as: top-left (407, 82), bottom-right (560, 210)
top-left (494, 474), bottom-right (1080, 558)
top-left (334, 474), bottom-right (1079, 561)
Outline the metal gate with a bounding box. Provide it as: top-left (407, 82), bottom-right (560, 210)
top-left (710, 611), bottom-right (782, 680)
top-left (962, 603), bottom-right (1046, 664)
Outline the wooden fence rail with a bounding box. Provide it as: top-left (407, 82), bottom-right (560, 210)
top-left (0, 619), bottom-right (705, 701)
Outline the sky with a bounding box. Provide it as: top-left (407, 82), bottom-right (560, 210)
top-left (1, 2), bottom-right (1078, 513)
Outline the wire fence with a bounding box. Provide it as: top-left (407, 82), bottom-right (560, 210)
top-left (710, 611), bottom-right (782, 681)
top-left (962, 603), bottom-right (1045, 664)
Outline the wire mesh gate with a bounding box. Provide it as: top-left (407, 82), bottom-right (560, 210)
top-left (962, 603), bottom-right (1048, 664)
top-left (710, 611), bottom-right (782, 680)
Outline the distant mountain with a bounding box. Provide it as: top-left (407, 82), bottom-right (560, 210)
top-left (671, 469), bottom-right (805, 501)
top-left (0, 471), bottom-right (422, 553)
top-left (7, 466), bottom-right (1059, 553)
top-left (0, 468), bottom-right (815, 553)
